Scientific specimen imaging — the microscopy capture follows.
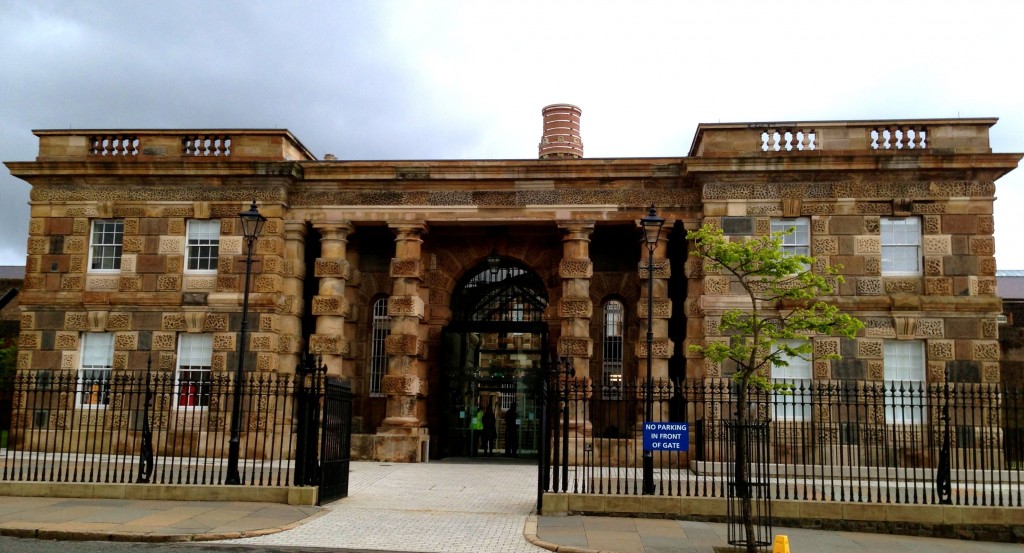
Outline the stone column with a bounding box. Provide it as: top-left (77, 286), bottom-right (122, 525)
top-left (310, 223), bottom-right (354, 377)
top-left (378, 223), bottom-right (429, 461)
top-left (557, 222), bottom-right (594, 459)
top-left (682, 221), bottom-right (708, 380)
top-left (278, 221), bottom-right (306, 374)
top-left (637, 220), bottom-right (673, 424)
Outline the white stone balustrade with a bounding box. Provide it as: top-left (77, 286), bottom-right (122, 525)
top-left (89, 135), bottom-right (139, 157)
top-left (690, 118), bottom-right (995, 157)
top-left (760, 128), bottom-right (817, 152)
top-left (182, 134), bottom-right (232, 157)
top-left (34, 129), bottom-right (315, 161)
top-left (870, 125), bottom-right (927, 150)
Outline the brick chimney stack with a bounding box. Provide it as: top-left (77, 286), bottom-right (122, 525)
top-left (538, 104), bottom-right (583, 159)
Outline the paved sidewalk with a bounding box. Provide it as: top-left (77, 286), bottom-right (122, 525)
top-left (0, 461), bottom-right (1019, 552)
top-left (227, 459), bottom-right (547, 552)
top-left (0, 496), bottom-right (322, 542)
top-left (531, 515), bottom-right (1023, 553)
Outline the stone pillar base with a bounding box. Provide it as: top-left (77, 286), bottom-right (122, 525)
top-left (379, 416), bottom-right (420, 429)
top-left (352, 430), bottom-right (430, 463)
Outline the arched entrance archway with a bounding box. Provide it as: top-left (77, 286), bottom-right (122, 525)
top-left (437, 257), bottom-right (548, 458)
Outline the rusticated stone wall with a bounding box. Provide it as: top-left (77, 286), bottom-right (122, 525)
top-left (696, 187), bottom-right (1001, 384)
top-left (19, 201), bottom-right (292, 379)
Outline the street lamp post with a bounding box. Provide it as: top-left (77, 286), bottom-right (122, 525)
top-left (225, 200), bottom-right (266, 485)
top-left (640, 205), bottom-right (664, 496)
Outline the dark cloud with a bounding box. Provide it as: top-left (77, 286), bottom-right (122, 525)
top-left (2, 1), bottom-right (1023, 267)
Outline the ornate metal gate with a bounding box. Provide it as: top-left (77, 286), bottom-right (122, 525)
top-left (318, 377), bottom-right (353, 504)
top-left (293, 354), bottom-right (353, 505)
top-left (442, 256), bottom-right (549, 458)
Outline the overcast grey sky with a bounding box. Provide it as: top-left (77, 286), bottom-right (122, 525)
top-left (2, 1), bottom-right (1022, 267)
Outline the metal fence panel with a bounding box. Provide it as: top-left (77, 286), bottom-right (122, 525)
top-left (0, 370), bottom-right (302, 486)
top-left (541, 379), bottom-right (1024, 507)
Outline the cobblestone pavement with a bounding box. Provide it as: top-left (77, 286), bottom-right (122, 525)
top-left (225, 459), bottom-right (548, 553)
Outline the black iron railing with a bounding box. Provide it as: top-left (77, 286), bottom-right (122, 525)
top-left (541, 379), bottom-right (1024, 507)
top-left (0, 370), bottom-right (318, 486)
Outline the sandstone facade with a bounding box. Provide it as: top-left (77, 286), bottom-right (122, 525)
top-left (5, 117), bottom-right (1020, 462)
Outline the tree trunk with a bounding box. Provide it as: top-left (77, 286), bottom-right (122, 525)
top-left (735, 381), bottom-right (757, 553)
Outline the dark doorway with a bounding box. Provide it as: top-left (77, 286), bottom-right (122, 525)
top-left (437, 257), bottom-right (548, 459)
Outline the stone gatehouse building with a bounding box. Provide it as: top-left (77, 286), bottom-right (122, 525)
top-left (4, 105), bottom-right (1020, 462)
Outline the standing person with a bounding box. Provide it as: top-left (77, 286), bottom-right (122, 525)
top-left (482, 401), bottom-right (497, 456)
top-left (470, 402), bottom-right (484, 455)
top-left (503, 401), bottom-right (518, 457)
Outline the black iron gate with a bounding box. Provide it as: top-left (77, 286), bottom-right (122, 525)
top-left (318, 377), bottom-right (353, 504)
top-left (537, 354), bottom-right (574, 513)
top-left (293, 354), bottom-right (353, 505)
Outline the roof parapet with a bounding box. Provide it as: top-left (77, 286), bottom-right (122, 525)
top-left (31, 129), bottom-right (316, 162)
top-left (688, 118), bottom-right (998, 157)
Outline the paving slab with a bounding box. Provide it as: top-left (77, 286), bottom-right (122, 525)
top-left (0, 460), bottom-right (1019, 552)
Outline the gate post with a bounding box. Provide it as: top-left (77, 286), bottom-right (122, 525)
top-left (537, 352), bottom-right (551, 513)
top-left (136, 354), bottom-right (154, 483)
top-left (294, 353), bottom-right (325, 487)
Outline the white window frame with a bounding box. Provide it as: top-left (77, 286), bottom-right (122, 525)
top-left (185, 219), bottom-right (220, 274)
top-left (771, 339), bottom-right (812, 421)
top-left (175, 333), bottom-right (213, 409)
top-left (602, 300), bottom-right (625, 399)
top-left (78, 332), bottom-right (114, 407)
top-left (368, 297), bottom-right (390, 397)
top-left (88, 219), bottom-right (124, 272)
top-left (883, 340), bottom-right (926, 424)
top-left (770, 217), bottom-right (810, 257)
top-left (881, 217), bottom-right (922, 276)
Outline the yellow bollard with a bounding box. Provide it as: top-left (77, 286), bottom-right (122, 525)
top-left (772, 534), bottom-right (790, 553)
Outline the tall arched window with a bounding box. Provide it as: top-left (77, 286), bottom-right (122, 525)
top-left (602, 299), bottom-right (625, 398)
top-left (368, 297), bottom-right (390, 396)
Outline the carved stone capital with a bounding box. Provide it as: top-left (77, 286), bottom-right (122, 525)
top-left (389, 222), bottom-right (427, 241)
top-left (313, 221), bottom-right (355, 239)
top-left (557, 221), bottom-right (594, 241)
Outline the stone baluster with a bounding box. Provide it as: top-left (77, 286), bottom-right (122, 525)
top-left (279, 221), bottom-right (307, 374)
top-left (310, 223), bottom-right (354, 376)
top-left (557, 222), bottom-right (594, 459)
top-left (380, 224), bottom-right (428, 436)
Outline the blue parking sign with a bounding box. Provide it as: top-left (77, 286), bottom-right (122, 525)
top-left (643, 422), bottom-right (689, 451)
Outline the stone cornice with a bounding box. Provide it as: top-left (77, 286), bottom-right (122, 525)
top-left (682, 152), bottom-right (1021, 182)
top-left (299, 158), bottom-right (683, 182)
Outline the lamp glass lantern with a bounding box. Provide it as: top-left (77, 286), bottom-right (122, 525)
top-left (487, 250), bottom-right (501, 275)
top-left (640, 206), bottom-right (664, 251)
top-left (239, 201), bottom-right (267, 240)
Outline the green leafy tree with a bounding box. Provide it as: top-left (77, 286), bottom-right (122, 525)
top-left (686, 224), bottom-right (863, 552)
